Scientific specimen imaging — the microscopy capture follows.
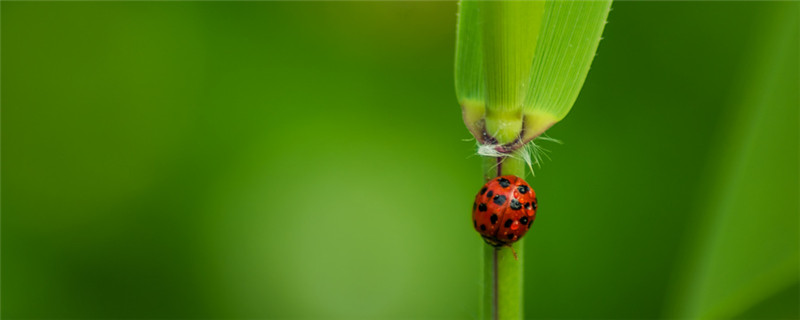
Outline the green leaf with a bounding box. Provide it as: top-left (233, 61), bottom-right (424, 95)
top-left (521, 0), bottom-right (611, 142)
top-left (454, 0), bottom-right (486, 141)
top-left (454, 0), bottom-right (612, 145)
top-left (480, 0), bottom-right (546, 144)
top-left (480, 1), bottom-right (545, 114)
top-left (454, 0), bottom-right (484, 107)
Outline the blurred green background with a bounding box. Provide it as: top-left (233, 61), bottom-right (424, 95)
top-left (2, 1), bottom-right (798, 319)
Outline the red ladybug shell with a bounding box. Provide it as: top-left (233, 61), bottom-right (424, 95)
top-left (472, 175), bottom-right (537, 247)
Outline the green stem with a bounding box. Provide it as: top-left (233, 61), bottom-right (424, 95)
top-left (482, 152), bottom-right (525, 320)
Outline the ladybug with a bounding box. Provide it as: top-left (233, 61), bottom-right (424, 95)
top-left (472, 175), bottom-right (538, 247)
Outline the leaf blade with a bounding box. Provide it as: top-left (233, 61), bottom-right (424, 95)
top-left (522, 0), bottom-right (612, 140)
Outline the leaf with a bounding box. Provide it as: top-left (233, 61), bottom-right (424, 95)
top-left (454, 0), bottom-right (486, 141)
top-left (454, 0), bottom-right (612, 145)
top-left (480, 0), bottom-right (545, 114)
top-left (454, 0), bottom-right (484, 108)
top-left (521, 0), bottom-right (611, 141)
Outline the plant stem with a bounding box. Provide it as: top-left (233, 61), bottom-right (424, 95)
top-left (482, 152), bottom-right (525, 320)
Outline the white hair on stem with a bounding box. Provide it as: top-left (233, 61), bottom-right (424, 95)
top-left (476, 134), bottom-right (562, 177)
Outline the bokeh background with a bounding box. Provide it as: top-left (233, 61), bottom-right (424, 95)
top-left (2, 1), bottom-right (798, 319)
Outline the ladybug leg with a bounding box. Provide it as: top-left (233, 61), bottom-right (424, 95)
top-left (482, 237), bottom-right (499, 247)
top-left (507, 244), bottom-right (518, 261)
top-left (482, 236), bottom-right (507, 248)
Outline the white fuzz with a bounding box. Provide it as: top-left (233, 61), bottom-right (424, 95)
top-left (476, 144), bottom-right (506, 158)
top-left (475, 134), bottom-right (562, 176)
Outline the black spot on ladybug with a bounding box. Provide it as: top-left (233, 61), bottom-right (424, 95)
top-left (509, 199), bottom-right (521, 210)
top-left (480, 187), bottom-right (487, 195)
top-left (486, 190), bottom-right (494, 199)
top-left (520, 216), bottom-right (529, 225)
top-left (478, 203), bottom-right (487, 212)
top-left (493, 195), bottom-right (506, 205)
top-left (490, 214), bottom-right (498, 224)
top-left (517, 185), bottom-right (529, 194)
top-left (473, 220), bottom-right (477, 228)
top-left (504, 219), bottom-right (513, 227)
top-left (507, 234), bottom-right (514, 240)
top-left (532, 201), bottom-right (537, 210)
top-left (524, 202), bottom-right (531, 209)
top-left (497, 178), bottom-right (510, 188)
top-left (480, 224), bottom-right (486, 231)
